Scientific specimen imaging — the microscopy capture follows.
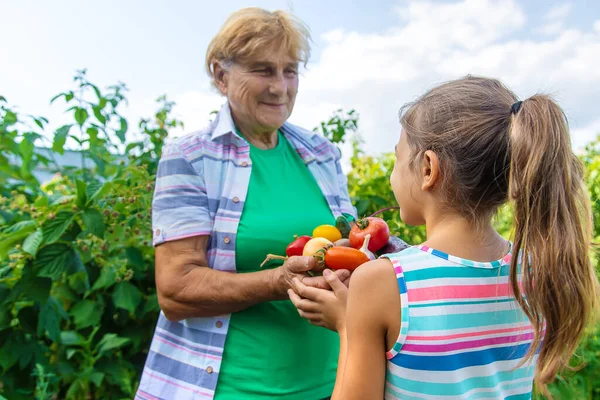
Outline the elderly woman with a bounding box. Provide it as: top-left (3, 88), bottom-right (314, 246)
top-left (135, 7), bottom-right (357, 400)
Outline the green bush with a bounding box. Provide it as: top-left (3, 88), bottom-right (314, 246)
top-left (0, 72), bottom-right (598, 399)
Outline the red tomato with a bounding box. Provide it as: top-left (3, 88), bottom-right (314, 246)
top-left (349, 217), bottom-right (390, 252)
top-left (285, 235), bottom-right (312, 257)
top-left (324, 246), bottom-right (370, 271)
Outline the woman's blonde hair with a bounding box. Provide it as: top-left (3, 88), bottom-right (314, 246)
top-left (205, 7), bottom-right (311, 86)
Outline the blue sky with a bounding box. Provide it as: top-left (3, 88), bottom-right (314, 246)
top-left (1, 0), bottom-right (599, 162)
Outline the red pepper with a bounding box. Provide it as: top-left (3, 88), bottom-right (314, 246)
top-left (285, 235), bottom-right (312, 257)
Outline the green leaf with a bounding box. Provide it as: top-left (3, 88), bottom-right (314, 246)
top-left (125, 246), bottom-right (144, 268)
top-left (76, 179), bottom-right (87, 208)
top-left (38, 298), bottom-right (62, 342)
top-left (35, 243), bottom-right (75, 279)
top-left (89, 371), bottom-right (105, 387)
top-left (115, 117), bottom-right (128, 142)
top-left (142, 293), bottom-right (160, 314)
top-left (66, 378), bottom-right (86, 400)
top-left (60, 220), bottom-right (82, 242)
top-left (0, 228), bottom-right (32, 260)
top-left (60, 330), bottom-right (85, 346)
top-left (66, 348), bottom-right (77, 360)
top-left (113, 282), bottom-right (142, 313)
top-left (82, 208), bottom-right (104, 238)
top-left (19, 137), bottom-right (34, 164)
top-left (70, 299), bottom-right (102, 329)
top-left (4, 220), bottom-right (37, 234)
top-left (41, 210), bottom-right (74, 244)
top-left (91, 266), bottom-right (117, 291)
top-left (22, 229), bottom-right (43, 256)
top-left (52, 124), bottom-right (71, 154)
top-left (68, 270), bottom-right (90, 294)
top-left (86, 181), bottom-right (112, 204)
top-left (74, 107), bottom-right (89, 126)
top-left (12, 265), bottom-right (51, 303)
top-left (89, 152), bottom-right (106, 175)
top-left (92, 106), bottom-right (106, 125)
top-left (96, 333), bottom-right (131, 354)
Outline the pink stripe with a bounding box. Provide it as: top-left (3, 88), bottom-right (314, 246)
top-left (394, 266), bottom-right (404, 275)
top-left (207, 249), bottom-right (235, 258)
top-left (145, 371), bottom-right (213, 397)
top-left (402, 332), bottom-right (535, 353)
top-left (136, 389), bottom-right (162, 400)
top-left (409, 283), bottom-right (514, 302)
top-left (215, 216), bottom-right (238, 222)
top-left (410, 326), bottom-right (532, 341)
top-left (158, 184), bottom-right (206, 192)
top-left (155, 336), bottom-right (222, 361)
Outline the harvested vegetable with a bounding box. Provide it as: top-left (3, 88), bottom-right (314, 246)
top-left (312, 224), bottom-right (342, 242)
top-left (349, 217), bottom-right (390, 252)
top-left (285, 235), bottom-right (312, 257)
top-left (321, 246), bottom-right (370, 271)
top-left (359, 234), bottom-right (376, 261)
top-left (303, 237), bottom-right (333, 256)
top-left (377, 235), bottom-right (411, 256)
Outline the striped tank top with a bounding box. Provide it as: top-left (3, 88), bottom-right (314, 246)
top-left (382, 245), bottom-right (537, 399)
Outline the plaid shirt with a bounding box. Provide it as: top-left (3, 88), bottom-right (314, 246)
top-left (135, 102), bottom-right (357, 399)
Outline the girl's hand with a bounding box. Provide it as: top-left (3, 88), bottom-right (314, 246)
top-left (288, 269), bottom-right (348, 332)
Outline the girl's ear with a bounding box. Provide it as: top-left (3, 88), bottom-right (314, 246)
top-left (213, 62), bottom-right (229, 96)
top-left (421, 150), bottom-right (440, 191)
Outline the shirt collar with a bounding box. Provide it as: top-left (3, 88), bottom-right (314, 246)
top-left (210, 101), bottom-right (325, 161)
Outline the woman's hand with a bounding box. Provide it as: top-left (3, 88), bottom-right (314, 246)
top-left (269, 256), bottom-right (351, 299)
top-left (288, 269), bottom-right (348, 332)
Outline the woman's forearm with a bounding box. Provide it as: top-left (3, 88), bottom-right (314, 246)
top-left (158, 266), bottom-right (285, 321)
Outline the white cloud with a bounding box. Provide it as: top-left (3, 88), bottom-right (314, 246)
top-left (538, 3), bottom-right (572, 36)
top-left (544, 3), bottom-right (572, 21)
top-left (166, 0), bottom-right (600, 161)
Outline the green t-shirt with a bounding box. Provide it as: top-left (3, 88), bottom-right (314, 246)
top-left (214, 131), bottom-right (339, 400)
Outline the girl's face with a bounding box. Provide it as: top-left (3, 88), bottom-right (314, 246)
top-left (390, 130), bottom-right (426, 226)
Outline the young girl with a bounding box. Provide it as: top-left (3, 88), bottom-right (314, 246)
top-left (288, 76), bottom-right (599, 399)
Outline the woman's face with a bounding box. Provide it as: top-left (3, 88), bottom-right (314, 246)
top-left (217, 48), bottom-right (299, 134)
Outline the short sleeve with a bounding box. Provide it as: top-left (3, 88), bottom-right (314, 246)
top-left (151, 140), bottom-right (213, 246)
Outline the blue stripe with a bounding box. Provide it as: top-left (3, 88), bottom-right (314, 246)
top-left (409, 298), bottom-right (515, 308)
top-left (156, 158), bottom-right (196, 177)
top-left (390, 343), bottom-right (531, 370)
top-left (157, 315), bottom-right (226, 348)
top-left (386, 365), bottom-right (534, 396)
top-left (505, 393), bottom-right (533, 400)
top-left (409, 310), bottom-right (528, 331)
top-left (153, 194), bottom-right (209, 210)
top-left (144, 350), bottom-right (219, 390)
top-left (403, 265), bottom-right (510, 281)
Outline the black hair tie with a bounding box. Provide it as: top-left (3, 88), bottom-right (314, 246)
top-left (510, 101), bottom-right (523, 115)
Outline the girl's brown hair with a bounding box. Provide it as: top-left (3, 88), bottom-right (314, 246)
top-left (400, 75), bottom-right (598, 393)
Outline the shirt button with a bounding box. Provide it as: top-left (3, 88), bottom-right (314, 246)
top-left (216, 321), bottom-right (223, 328)
top-left (206, 366), bottom-right (214, 374)
top-left (232, 197), bottom-right (239, 203)
top-left (155, 229), bottom-right (161, 236)
top-left (241, 161), bottom-right (248, 167)
top-left (224, 237), bottom-right (231, 244)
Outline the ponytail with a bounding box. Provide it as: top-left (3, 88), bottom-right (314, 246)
top-left (508, 95), bottom-right (599, 393)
